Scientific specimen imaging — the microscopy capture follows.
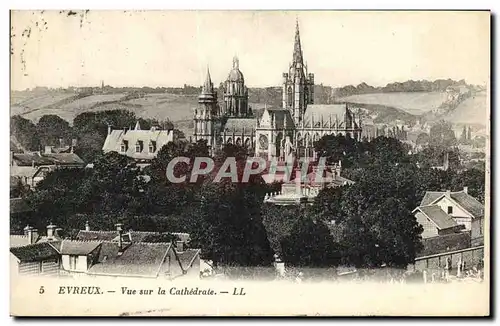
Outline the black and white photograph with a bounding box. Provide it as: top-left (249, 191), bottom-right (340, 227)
top-left (8, 9), bottom-right (491, 316)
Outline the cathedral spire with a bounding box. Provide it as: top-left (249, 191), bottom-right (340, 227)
top-left (293, 18), bottom-right (303, 64)
top-left (202, 66), bottom-right (214, 94)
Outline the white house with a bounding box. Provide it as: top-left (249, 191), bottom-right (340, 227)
top-left (413, 187), bottom-right (484, 245)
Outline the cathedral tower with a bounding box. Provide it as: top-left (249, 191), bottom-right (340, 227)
top-left (193, 67), bottom-right (219, 148)
top-left (223, 56), bottom-right (250, 117)
top-left (282, 19), bottom-right (314, 126)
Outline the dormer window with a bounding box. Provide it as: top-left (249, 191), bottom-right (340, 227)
top-left (135, 140), bottom-right (143, 153)
top-left (149, 141), bottom-right (157, 153)
top-left (447, 206), bottom-right (453, 214)
top-left (120, 140), bottom-right (128, 153)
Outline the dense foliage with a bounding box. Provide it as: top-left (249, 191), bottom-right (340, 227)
top-left (12, 129), bottom-right (486, 270)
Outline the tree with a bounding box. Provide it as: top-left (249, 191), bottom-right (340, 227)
top-left (314, 134), bottom-right (360, 167)
top-left (450, 168), bottom-right (485, 203)
top-left (336, 164), bottom-right (425, 268)
top-left (415, 133), bottom-right (430, 146)
top-left (37, 115), bottom-right (73, 147)
top-left (341, 197), bottom-right (423, 268)
top-left (72, 110), bottom-right (138, 163)
top-left (10, 115), bottom-right (40, 151)
top-left (310, 186), bottom-right (346, 223)
top-left (261, 204), bottom-right (302, 254)
top-left (366, 136), bottom-right (407, 165)
top-left (186, 164), bottom-right (274, 268)
top-left (281, 216), bottom-right (342, 268)
top-left (429, 120), bottom-right (457, 148)
top-left (459, 125), bottom-right (467, 144)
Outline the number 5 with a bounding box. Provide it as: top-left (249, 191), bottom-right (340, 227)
top-left (39, 286), bottom-right (44, 294)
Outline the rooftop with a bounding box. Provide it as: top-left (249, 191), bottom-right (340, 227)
top-left (414, 205), bottom-right (458, 230)
top-left (10, 242), bottom-right (60, 263)
top-left (87, 242), bottom-right (173, 278)
top-left (420, 189), bottom-right (484, 218)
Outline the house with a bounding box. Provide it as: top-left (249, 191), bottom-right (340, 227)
top-left (413, 205), bottom-right (465, 238)
top-left (10, 224), bottom-right (63, 277)
top-left (10, 148), bottom-right (85, 188)
top-left (102, 121), bottom-right (174, 162)
top-left (10, 242), bottom-right (61, 277)
top-left (10, 223), bottom-right (200, 280)
top-left (413, 187), bottom-right (484, 245)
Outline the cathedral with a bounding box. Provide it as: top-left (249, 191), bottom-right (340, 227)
top-left (193, 20), bottom-right (363, 160)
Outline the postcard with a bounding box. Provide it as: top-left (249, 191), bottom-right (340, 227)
top-left (9, 10), bottom-right (490, 316)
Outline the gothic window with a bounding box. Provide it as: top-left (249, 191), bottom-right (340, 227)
top-left (259, 135), bottom-right (269, 150)
top-left (244, 138), bottom-right (251, 148)
top-left (304, 133), bottom-right (310, 147)
top-left (227, 138), bottom-right (233, 144)
top-left (287, 86), bottom-right (293, 107)
top-left (236, 138), bottom-right (242, 146)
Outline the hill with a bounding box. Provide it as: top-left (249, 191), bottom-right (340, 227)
top-left (442, 91), bottom-right (488, 125)
top-left (337, 92), bottom-right (449, 115)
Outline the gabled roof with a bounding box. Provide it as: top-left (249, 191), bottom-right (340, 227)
top-left (12, 152), bottom-right (84, 166)
top-left (420, 190), bottom-right (484, 218)
top-left (10, 242), bottom-right (60, 262)
top-left (60, 240), bottom-right (102, 255)
top-left (223, 118), bottom-right (256, 133)
top-left (421, 191), bottom-right (445, 206)
top-left (43, 153), bottom-right (85, 165)
top-left (102, 129), bottom-right (173, 160)
top-left (413, 205), bottom-right (458, 230)
top-left (87, 242), bottom-right (172, 277)
top-left (450, 192), bottom-right (484, 218)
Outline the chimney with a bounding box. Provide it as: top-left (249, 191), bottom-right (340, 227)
top-left (24, 225), bottom-right (38, 245)
top-left (46, 222), bottom-right (57, 239)
top-left (176, 241), bottom-right (184, 252)
top-left (115, 223), bottom-right (123, 249)
top-left (463, 186), bottom-right (468, 194)
top-left (85, 221), bottom-right (90, 231)
top-left (107, 125), bottom-right (112, 135)
top-left (446, 190), bottom-right (451, 197)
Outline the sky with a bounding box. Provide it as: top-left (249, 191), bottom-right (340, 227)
top-left (10, 10), bottom-right (490, 90)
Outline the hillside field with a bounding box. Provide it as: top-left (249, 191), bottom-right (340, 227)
top-left (443, 92), bottom-right (488, 125)
top-left (338, 92), bottom-right (449, 115)
top-left (11, 92), bottom-right (200, 124)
